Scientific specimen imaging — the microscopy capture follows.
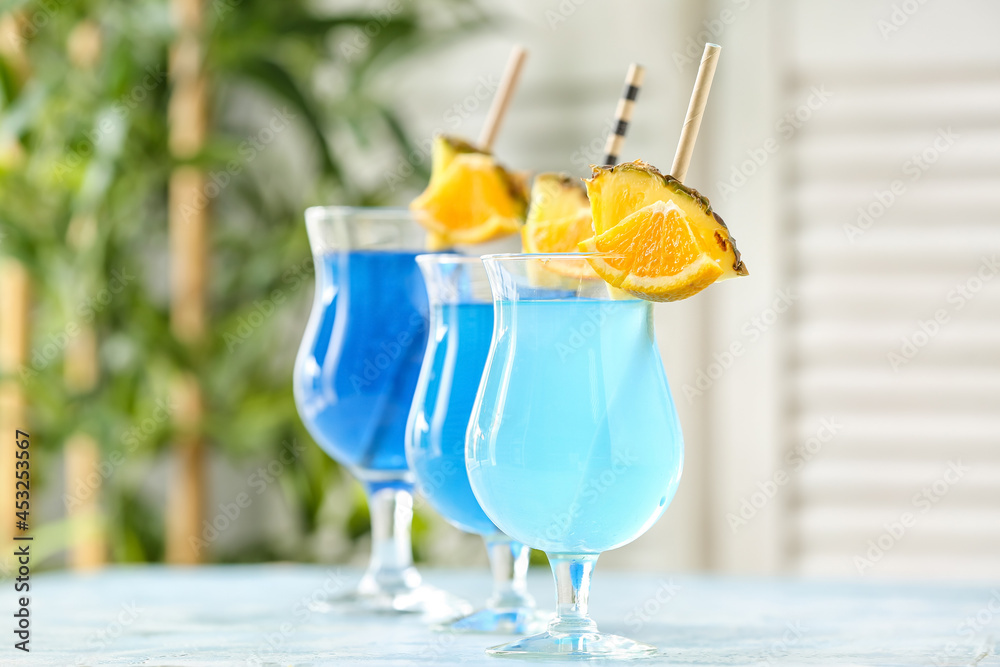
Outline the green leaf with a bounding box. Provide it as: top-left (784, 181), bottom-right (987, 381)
top-left (228, 57), bottom-right (341, 180)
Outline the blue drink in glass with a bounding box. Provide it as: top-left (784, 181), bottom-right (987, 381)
top-left (407, 301), bottom-right (495, 534)
top-left (296, 250), bottom-right (427, 482)
top-left (467, 253), bottom-right (683, 658)
top-left (293, 207), bottom-right (469, 616)
top-left (468, 298), bottom-right (682, 553)
top-left (406, 255), bottom-right (546, 633)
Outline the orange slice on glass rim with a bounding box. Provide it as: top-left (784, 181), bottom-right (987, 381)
top-left (579, 160), bottom-right (747, 301)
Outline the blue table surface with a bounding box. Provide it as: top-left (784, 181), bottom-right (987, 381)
top-left (6, 564), bottom-right (1000, 666)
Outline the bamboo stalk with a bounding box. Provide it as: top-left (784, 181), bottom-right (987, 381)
top-left (61, 25), bottom-right (106, 571)
top-left (0, 12), bottom-right (30, 577)
top-left (63, 261), bottom-right (106, 569)
top-left (165, 0), bottom-right (209, 565)
top-left (0, 260), bottom-right (30, 563)
top-left (64, 434), bottom-right (105, 569)
top-left (164, 374), bottom-right (205, 564)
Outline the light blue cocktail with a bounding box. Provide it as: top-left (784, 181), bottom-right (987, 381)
top-left (467, 253), bottom-right (683, 658)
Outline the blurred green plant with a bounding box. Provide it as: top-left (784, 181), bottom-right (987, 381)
top-left (0, 0), bottom-right (487, 565)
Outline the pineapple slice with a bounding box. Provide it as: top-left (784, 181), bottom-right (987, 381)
top-left (525, 173), bottom-right (590, 227)
top-left (428, 135), bottom-right (479, 187)
top-left (522, 172), bottom-right (597, 279)
top-left (583, 160), bottom-right (747, 280)
top-left (411, 135), bottom-right (527, 249)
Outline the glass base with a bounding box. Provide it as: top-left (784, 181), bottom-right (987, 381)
top-left (487, 629), bottom-right (657, 660)
top-left (309, 583), bottom-right (472, 619)
top-left (436, 607), bottom-right (552, 634)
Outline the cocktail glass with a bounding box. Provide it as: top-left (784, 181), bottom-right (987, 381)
top-left (466, 253), bottom-right (683, 658)
top-left (293, 206), bottom-right (470, 616)
top-left (406, 254), bottom-right (548, 634)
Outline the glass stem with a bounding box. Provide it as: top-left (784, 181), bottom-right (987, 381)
top-left (484, 534), bottom-right (535, 610)
top-left (358, 486), bottom-right (421, 596)
top-left (547, 553), bottom-right (599, 634)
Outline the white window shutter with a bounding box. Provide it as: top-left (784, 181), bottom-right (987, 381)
top-left (785, 0), bottom-right (1000, 579)
top-left (704, 0), bottom-right (1000, 579)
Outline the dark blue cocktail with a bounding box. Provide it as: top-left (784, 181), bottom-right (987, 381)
top-left (293, 206), bottom-right (469, 616)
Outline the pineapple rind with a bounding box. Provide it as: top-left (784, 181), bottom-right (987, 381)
top-left (586, 160), bottom-right (747, 277)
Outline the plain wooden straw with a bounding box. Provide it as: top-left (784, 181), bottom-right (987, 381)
top-left (603, 63), bottom-right (645, 167)
top-left (670, 43), bottom-right (721, 182)
top-left (477, 45), bottom-right (528, 151)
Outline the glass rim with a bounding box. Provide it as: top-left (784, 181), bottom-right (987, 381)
top-left (305, 205), bottom-right (412, 219)
top-left (480, 252), bottom-right (624, 263)
top-left (415, 253), bottom-right (485, 267)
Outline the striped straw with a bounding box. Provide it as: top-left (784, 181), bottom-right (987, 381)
top-left (602, 63), bottom-right (645, 167)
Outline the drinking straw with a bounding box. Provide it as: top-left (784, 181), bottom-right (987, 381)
top-left (602, 63), bottom-right (645, 167)
top-left (424, 44), bottom-right (528, 251)
top-left (477, 44), bottom-right (529, 151)
top-left (422, 46), bottom-right (528, 251)
top-left (670, 43), bottom-right (721, 182)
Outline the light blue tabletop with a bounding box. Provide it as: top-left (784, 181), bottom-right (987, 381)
top-left (13, 564), bottom-right (1000, 665)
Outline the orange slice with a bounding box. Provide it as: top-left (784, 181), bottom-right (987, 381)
top-left (410, 136), bottom-right (526, 248)
top-left (580, 200), bottom-right (725, 302)
top-left (579, 160), bottom-right (747, 301)
top-left (583, 160), bottom-right (747, 281)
